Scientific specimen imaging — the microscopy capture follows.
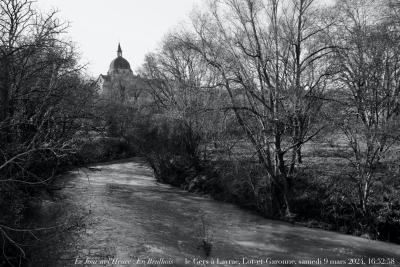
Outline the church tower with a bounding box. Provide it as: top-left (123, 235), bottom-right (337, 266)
top-left (117, 43), bottom-right (122, 57)
top-left (99, 43), bottom-right (136, 102)
top-left (107, 43), bottom-right (132, 76)
top-left (99, 43), bottom-right (151, 109)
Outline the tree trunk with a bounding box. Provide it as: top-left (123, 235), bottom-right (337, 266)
top-left (297, 146), bottom-right (303, 164)
top-left (0, 57), bottom-right (10, 144)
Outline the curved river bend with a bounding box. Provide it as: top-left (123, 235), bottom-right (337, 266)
top-left (34, 159), bottom-right (400, 267)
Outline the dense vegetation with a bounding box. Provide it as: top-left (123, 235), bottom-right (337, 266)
top-left (0, 1), bottom-right (115, 265)
top-left (0, 0), bottom-right (400, 265)
top-left (131, 0), bottom-right (400, 244)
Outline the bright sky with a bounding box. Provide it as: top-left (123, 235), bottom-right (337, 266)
top-left (35, 0), bottom-right (334, 78)
top-left (35, 0), bottom-right (201, 77)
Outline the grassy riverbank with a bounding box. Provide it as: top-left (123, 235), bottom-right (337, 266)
top-left (136, 128), bottom-right (400, 245)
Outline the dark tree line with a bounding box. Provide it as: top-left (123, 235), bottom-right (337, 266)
top-left (0, 1), bottom-right (98, 265)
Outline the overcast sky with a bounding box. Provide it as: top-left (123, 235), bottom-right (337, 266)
top-left (35, 0), bottom-right (333, 77)
top-left (35, 0), bottom-right (201, 77)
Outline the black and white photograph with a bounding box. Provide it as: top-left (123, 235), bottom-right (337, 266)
top-left (0, 0), bottom-right (400, 266)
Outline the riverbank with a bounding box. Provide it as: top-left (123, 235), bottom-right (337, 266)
top-left (29, 160), bottom-right (400, 266)
top-left (142, 139), bottom-right (400, 245)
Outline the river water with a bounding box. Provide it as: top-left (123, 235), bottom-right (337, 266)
top-left (31, 158), bottom-right (400, 267)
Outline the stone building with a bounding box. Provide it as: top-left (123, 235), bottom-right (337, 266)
top-left (99, 43), bottom-right (148, 105)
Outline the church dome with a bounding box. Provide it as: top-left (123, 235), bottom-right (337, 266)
top-left (108, 43), bottom-right (131, 72)
top-left (110, 57), bottom-right (131, 70)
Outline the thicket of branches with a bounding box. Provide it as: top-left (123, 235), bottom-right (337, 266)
top-left (131, 0), bottom-right (400, 242)
top-left (0, 0), bottom-right (98, 265)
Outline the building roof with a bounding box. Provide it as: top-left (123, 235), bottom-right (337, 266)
top-left (109, 57), bottom-right (131, 70)
top-left (109, 43), bottom-right (131, 71)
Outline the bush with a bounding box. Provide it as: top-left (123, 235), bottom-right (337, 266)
top-left (77, 137), bottom-right (135, 164)
top-left (127, 117), bottom-right (202, 183)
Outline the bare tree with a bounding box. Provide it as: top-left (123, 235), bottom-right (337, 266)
top-left (175, 0), bottom-right (334, 216)
top-left (0, 1), bottom-right (97, 264)
top-left (329, 0), bottom-right (400, 213)
top-left (141, 34), bottom-right (226, 160)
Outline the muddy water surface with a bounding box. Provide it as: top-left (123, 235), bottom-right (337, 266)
top-left (34, 159), bottom-right (400, 267)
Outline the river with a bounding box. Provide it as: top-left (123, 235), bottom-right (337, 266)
top-left (30, 158), bottom-right (400, 267)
